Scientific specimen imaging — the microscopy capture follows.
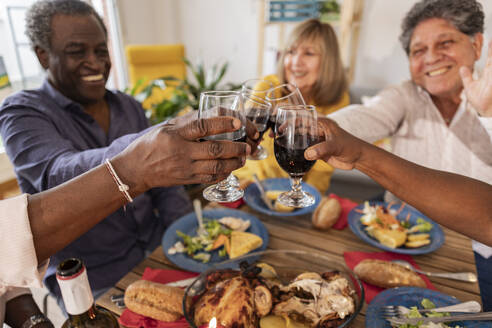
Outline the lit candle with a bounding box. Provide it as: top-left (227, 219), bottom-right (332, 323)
top-left (208, 317), bottom-right (217, 328)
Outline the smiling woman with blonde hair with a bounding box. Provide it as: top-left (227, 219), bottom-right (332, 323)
top-left (235, 18), bottom-right (349, 194)
top-left (278, 18), bottom-right (348, 107)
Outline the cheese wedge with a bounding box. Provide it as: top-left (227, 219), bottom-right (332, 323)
top-left (407, 233), bottom-right (430, 241)
top-left (371, 228), bottom-right (407, 248)
top-left (230, 231), bottom-right (263, 258)
top-left (274, 201), bottom-right (295, 213)
top-left (405, 239), bottom-right (431, 248)
top-left (266, 190), bottom-right (283, 201)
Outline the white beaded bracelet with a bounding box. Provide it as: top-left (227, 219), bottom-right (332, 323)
top-left (105, 158), bottom-right (133, 203)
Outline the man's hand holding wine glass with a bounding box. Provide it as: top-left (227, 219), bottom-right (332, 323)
top-left (112, 116), bottom-right (253, 195)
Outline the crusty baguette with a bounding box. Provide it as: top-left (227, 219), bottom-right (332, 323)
top-left (124, 280), bottom-right (189, 322)
top-left (312, 197), bottom-right (341, 230)
top-left (354, 259), bottom-right (426, 288)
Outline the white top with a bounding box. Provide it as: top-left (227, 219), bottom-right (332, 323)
top-left (330, 81), bottom-right (492, 257)
top-left (0, 194), bottom-right (48, 325)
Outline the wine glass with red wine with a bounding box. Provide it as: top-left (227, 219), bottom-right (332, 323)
top-left (274, 105), bottom-right (319, 208)
top-left (266, 83), bottom-right (306, 132)
top-left (199, 91), bottom-right (246, 202)
top-left (242, 93), bottom-right (272, 160)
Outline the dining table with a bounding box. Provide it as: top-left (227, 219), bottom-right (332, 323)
top-left (97, 197), bottom-right (481, 327)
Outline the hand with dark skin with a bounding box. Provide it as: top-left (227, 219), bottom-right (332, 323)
top-left (169, 110), bottom-right (261, 156)
top-left (306, 118), bottom-right (492, 246)
top-left (3, 116), bottom-right (250, 327)
top-left (29, 116), bottom-right (250, 264)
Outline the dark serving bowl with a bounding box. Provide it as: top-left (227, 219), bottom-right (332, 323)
top-left (183, 249), bottom-right (364, 328)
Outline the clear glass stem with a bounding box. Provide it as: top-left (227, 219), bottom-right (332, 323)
top-left (218, 174), bottom-right (234, 190)
top-left (290, 176), bottom-right (302, 194)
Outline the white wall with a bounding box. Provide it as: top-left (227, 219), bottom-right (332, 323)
top-left (116, 0), bottom-right (492, 91)
top-left (117, 0), bottom-right (259, 86)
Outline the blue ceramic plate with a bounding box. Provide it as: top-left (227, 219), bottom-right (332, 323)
top-left (348, 201), bottom-right (444, 255)
top-left (366, 287), bottom-right (491, 328)
top-left (162, 209), bottom-right (269, 272)
top-left (243, 178), bottom-right (321, 217)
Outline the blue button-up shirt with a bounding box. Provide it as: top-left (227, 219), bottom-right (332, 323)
top-left (0, 80), bottom-right (192, 297)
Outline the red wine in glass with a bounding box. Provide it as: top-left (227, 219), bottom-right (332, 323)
top-left (274, 135), bottom-right (318, 176)
top-left (246, 113), bottom-right (269, 140)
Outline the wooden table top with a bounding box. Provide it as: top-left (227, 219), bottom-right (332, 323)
top-left (97, 202), bottom-right (480, 327)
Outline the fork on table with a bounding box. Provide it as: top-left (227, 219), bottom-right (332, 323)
top-left (381, 301), bottom-right (481, 318)
top-left (110, 293), bottom-right (126, 309)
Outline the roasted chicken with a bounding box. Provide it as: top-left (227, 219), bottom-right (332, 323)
top-left (191, 265), bottom-right (355, 328)
top-left (193, 267), bottom-right (273, 328)
top-left (273, 271), bottom-right (355, 327)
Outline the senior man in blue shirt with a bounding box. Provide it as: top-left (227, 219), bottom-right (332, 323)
top-left (0, 0), bottom-right (257, 313)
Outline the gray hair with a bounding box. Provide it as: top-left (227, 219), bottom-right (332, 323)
top-left (25, 0), bottom-right (107, 51)
top-left (399, 0), bottom-right (484, 55)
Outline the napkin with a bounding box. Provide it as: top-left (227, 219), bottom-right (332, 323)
top-left (329, 193), bottom-right (358, 230)
top-left (218, 198), bottom-right (245, 209)
top-left (344, 251), bottom-right (436, 304)
top-left (119, 268), bottom-right (199, 328)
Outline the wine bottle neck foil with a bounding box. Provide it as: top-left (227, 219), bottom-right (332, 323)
top-left (57, 266), bottom-right (94, 315)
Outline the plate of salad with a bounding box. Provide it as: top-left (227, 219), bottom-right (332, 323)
top-left (348, 201), bottom-right (444, 255)
top-left (162, 208), bottom-right (269, 272)
top-left (366, 287), bottom-right (490, 328)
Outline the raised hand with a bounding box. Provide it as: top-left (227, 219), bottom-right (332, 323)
top-left (113, 117), bottom-right (251, 193)
top-left (460, 39), bottom-right (492, 117)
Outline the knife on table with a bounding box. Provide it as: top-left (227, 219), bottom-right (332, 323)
top-left (387, 311), bottom-right (492, 325)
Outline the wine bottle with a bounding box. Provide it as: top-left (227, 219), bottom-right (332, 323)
top-left (56, 258), bottom-right (119, 327)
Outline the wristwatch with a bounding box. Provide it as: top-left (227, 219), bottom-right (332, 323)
top-left (21, 314), bottom-right (54, 328)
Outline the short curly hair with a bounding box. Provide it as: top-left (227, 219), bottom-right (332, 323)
top-left (399, 0), bottom-right (484, 55)
top-left (25, 0), bottom-right (107, 51)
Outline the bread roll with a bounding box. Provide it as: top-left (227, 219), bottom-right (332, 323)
top-left (354, 259), bottom-right (426, 288)
top-left (124, 280), bottom-right (190, 322)
top-left (312, 197), bottom-right (341, 230)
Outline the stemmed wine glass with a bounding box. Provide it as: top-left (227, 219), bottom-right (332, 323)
top-left (199, 91), bottom-right (246, 202)
top-left (241, 79), bottom-right (274, 160)
top-left (273, 105), bottom-right (319, 208)
top-left (241, 93), bottom-right (272, 160)
top-left (266, 83), bottom-right (306, 132)
top-left (241, 78), bottom-right (274, 100)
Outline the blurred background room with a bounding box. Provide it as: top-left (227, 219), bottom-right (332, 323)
top-left (0, 0), bottom-right (491, 324)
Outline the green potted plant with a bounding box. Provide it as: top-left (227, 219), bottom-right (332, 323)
top-left (319, 0), bottom-right (340, 23)
top-left (128, 58), bottom-right (240, 125)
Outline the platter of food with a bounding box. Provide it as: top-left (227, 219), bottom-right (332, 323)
top-left (244, 178), bottom-right (321, 217)
top-left (163, 209), bottom-right (269, 272)
top-left (183, 249), bottom-right (364, 328)
top-left (348, 201), bottom-right (444, 255)
top-left (366, 287), bottom-right (488, 328)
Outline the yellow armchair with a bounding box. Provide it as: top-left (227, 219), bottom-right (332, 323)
top-left (126, 44), bottom-right (186, 109)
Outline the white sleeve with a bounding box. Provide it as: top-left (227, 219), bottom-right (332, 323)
top-left (0, 194), bottom-right (48, 293)
top-left (478, 115), bottom-right (492, 143)
top-left (328, 85), bottom-right (408, 143)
